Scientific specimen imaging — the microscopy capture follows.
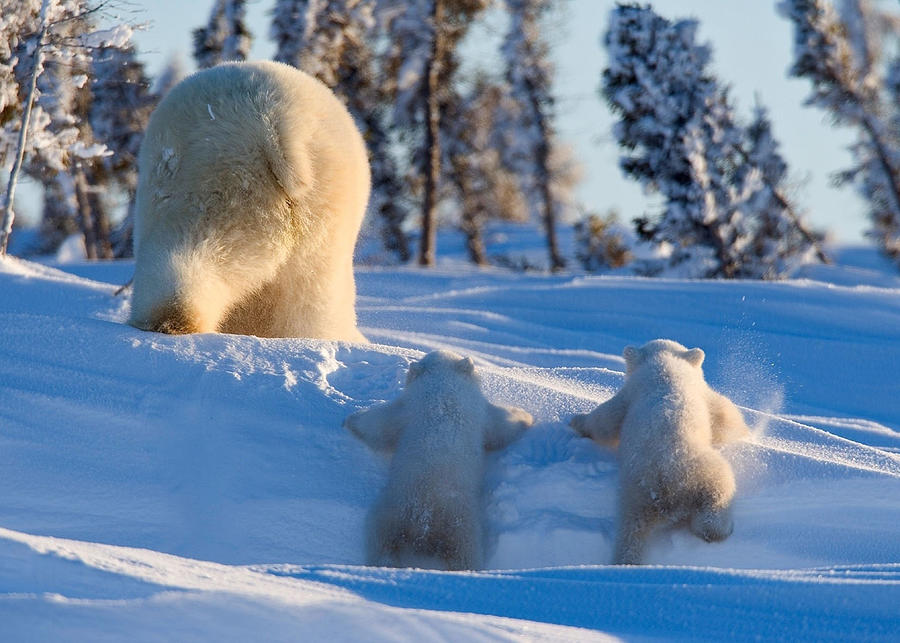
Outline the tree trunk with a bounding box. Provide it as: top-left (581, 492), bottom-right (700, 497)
top-left (418, 0), bottom-right (444, 267)
top-left (73, 165), bottom-right (98, 260)
top-left (0, 0), bottom-right (52, 255)
top-left (89, 188), bottom-right (113, 259)
top-left (534, 120), bottom-right (564, 272)
top-left (379, 199), bottom-right (411, 263)
top-left (460, 187), bottom-right (488, 267)
top-left (461, 211), bottom-right (488, 266)
top-left (859, 113), bottom-right (900, 259)
top-left (526, 76), bottom-right (564, 272)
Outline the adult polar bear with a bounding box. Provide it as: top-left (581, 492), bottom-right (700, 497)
top-left (571, 339), bottom-right (749, 565)
top-left (129, 61), bottom-right (369, 340)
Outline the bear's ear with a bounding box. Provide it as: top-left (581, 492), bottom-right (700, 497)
top-left (455, 356), bottom-right (475, 376)
top-left (623, 345), bottom-right (640, 371)
top-left (684, 347), bottom-right (705, 367)
top-left (406, 361), bottom-right (424, 384)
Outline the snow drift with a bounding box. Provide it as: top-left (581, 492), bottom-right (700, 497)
top-left (1, 249), bottom-right (899, 640)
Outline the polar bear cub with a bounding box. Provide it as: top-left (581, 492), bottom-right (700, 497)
top-left (571, 339), bottom-right (749, 565)
top-left (344, 350), bottom-right (534, 570)
top-left (129, 60), bottom-right (370, 340)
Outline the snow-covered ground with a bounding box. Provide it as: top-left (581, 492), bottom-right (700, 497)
top-left (1, 239), bottom-right (899, 641)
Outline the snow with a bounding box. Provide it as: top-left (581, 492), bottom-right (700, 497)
top-left (78, 25), bottom-right (136, 51)
top-left (1, 240), bottom-right (899, 640)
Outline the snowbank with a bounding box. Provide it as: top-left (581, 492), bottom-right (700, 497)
top-left (1, 253), bottom-right (898, 640)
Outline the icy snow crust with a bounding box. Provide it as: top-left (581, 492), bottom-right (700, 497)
top-left (1, 253), bottom-right (899, 640)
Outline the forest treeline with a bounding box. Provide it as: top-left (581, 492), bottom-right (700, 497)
top-left (2, 1), bottom-right (900, 277)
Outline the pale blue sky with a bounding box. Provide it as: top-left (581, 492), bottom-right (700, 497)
top-left (129, 0), bottom-right (866, 242)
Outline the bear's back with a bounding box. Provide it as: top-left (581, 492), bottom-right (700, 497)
top-left (388, 374), bottom-right (487, 488)
top-left (620, 353), bottom-right (713, 457)
top-left (139, 61), bottom-right (344, 207)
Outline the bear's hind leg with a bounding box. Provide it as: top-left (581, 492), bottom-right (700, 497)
top-left (367, 500), bottom-right (408, 568)
top-left (613, 503), bottom-right (655, 565)
top-left (687, 451), bottom-right (736, 543)
top-left (428, 502), bottom-right (482, 571)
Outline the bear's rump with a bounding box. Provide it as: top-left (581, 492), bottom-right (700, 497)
top-left (372, 484), bottom-right (479, 567)
top-left (393, 495), bottom-right (474, 546)
top-left (624, 448), bottom-right (733, 515)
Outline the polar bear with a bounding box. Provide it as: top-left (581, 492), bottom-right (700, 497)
top-left (570, 339), bottom-right (749, 565)
top-left (344, 350), bottom-right (534, 570)
top-left (128, 60), bottom-right (369, 340)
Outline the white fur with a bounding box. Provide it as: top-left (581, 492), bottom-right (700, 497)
top-left (570, 339), bottom-right (749, 565)
top-left (344, 351), bottom-right (533, 570)
top-left (129, 61), bottom-right (370, 340)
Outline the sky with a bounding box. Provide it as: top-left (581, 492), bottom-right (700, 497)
top-left (126, 0), bottom-right (867, 243)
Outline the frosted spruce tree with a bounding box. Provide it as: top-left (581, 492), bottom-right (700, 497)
top-left (0, 0), bottom-right (131, 256)
top-left (780, 0), bottom-right (900, 266)
top-left (501, 0), bottom-right (566, 271)
top-left (193, 0), bottom-right (252, 69)
top-left (272, 0), bottom-right (412, 261)
top-left (271, 0), bottom-right (312, 69)
top-left (0, 0), bottom-right (50, 254)
top-left (31, 2), bottom-right (108, 258)
top-left (89, 41), bottom-right (155, 256)
top-left (738, 103), bottom-right (828, 276)
top-left (383, 0), bottom-right (444, 266)
top-left (273, 0), bottom-right (367, 86)
top-left (603, 4), bottom-right (731, 277)
top-left (603, 4), bottom-right (820, 278)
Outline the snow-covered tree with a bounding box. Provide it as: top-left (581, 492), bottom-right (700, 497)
top-left (32, 166), bottom-right (79, 255)
top-left (603, 4), bottom-right (820, 278)
top-left (604, 5), bottom-right (719, 276)
top-left (737, 103), bottom-right (827, 276)
top-left (193, 0), bottom-right (252, 69)
top-left (444, 77), bottom-right (528, 265)
top-left (271, 0), bottom-right (312, 68)
top-left (500, 0), bottom-right (566, 271)
top-left (1, 0), bottom-right (132, 256)
top-left (30, 3), bottom-right (105, 258)
top-left (90, 44), bottom-right (151, 194)
top-left (780, 0), bottom-right (900, 266)
top-left (366, 117), bottom-right (413, 263)
top-left (382, 0), bottom-right (489, 266)
top-left (273, 0), bottom-right (370, 86)
top-left (381, 0), bottom-right (443, 266)
top-left (1, 0), bottom-right (48, 254)
top-left (89, 40), bottom-right (154, 257)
